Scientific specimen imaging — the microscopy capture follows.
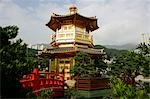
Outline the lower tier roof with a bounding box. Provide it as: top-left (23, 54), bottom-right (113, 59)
top-left (39, 47), bottom-right (106, 58)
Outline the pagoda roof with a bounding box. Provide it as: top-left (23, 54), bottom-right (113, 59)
top-left (39, 47), bottom-right (105, 58)
top-left (46, 13), bottom-right (99, 32)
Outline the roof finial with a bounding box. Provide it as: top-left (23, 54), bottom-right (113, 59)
top-left (69, 5), bottom-right (77, 15)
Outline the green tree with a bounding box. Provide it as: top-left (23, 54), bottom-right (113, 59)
top-left (94, 45), bottom-right (128, 59)
top-left (94, 58), bottom-right (107, 76)
top-left (0, 26), bottom-right (37, 98)
top-left (108, 43), bottom-right (150, 98)
top-left (137, 43), bottom-right (149, 55)
top-left (72, 52), bottom-right (108, 78)
top-left (72, 52), bottom-right (96, 77)
top-left (109, 76), bottom-right (148, 99)
top-left (136, 43), bottom-right (150, 76)
top-left (38, 58), bottom-right (49, 71)
top-left (109, 43), bottom-right (150, 77)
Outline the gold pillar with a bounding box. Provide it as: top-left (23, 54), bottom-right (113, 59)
top-left (49, 59), bottom-right (51, 72)
top-left (72, 57), bottom-right (75, 69)
top-left (54, 58), bottom-right (57, 72)
top-left (50, 58), bottom-right (55, 71)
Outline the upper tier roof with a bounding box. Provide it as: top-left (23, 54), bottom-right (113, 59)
top-left (46, 12), bottom-right (99, 32)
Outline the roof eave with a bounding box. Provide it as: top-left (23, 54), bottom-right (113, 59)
top-left (46, 13), bottom-right (99, 31)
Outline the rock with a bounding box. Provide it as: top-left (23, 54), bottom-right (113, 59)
top-left (65, 79), bottom-right (76, 88)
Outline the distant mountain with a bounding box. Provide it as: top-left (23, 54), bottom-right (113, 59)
top-left (104, 43), bottom-right (137, 50)
top-left (94, 45), bottom-right (129, 59)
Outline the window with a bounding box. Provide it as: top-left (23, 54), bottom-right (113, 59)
top-left (58, 34), bottom-right (65, 38)
top-left (66, 34), bottom-right (73, 37)
top-left (59, 61), bottom-right (64, 64)
top-left (68, 26), bottom-right (72, 29)
top-left (66, 34), bottom-right (70, 37)
top-left (64, 26), bottom-right (67, 30)
top-left (65, 61), bottom-right (70, 64)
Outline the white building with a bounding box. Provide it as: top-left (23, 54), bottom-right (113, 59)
top-left (31, 44), bottom-right (50, 50)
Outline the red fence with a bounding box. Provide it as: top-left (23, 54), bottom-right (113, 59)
top-left (20, 68), bottom-right (64, 97)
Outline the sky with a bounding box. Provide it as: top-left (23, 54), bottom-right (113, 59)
top-left (0, 0), bottom-right (150, 45)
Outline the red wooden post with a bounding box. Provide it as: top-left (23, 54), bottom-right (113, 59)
top-left (32, 68), bottom-right (40, 91)
top-left (33, 68), bottom-right (39, 74)
top-left (61, 74), bottom-right (64, 87)
top-left (45, 73), bottom-right (49, 88)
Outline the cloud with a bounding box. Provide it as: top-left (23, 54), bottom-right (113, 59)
top-left (77, 0), bottom-right (150, 45)
top-left (0, 0), bottom-right (149, 45)
top-left (0, 0), bottom-right (50, 44)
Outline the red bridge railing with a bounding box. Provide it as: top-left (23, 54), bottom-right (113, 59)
top-left (20, 68), bottom-right (64, 97)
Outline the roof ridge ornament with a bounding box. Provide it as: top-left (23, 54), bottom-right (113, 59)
top-left (69, 5), bottom-right (77, 15)
top-left (51, 12), bottom-right (57, 17)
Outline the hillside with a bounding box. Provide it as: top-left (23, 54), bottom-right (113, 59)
top-left (104, 43), bottom-right (137, 50)
top-left (94, 45), bottom-right (129, 59)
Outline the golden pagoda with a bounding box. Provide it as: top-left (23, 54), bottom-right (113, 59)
top-left (40, 6), bottom-right (105, 80)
